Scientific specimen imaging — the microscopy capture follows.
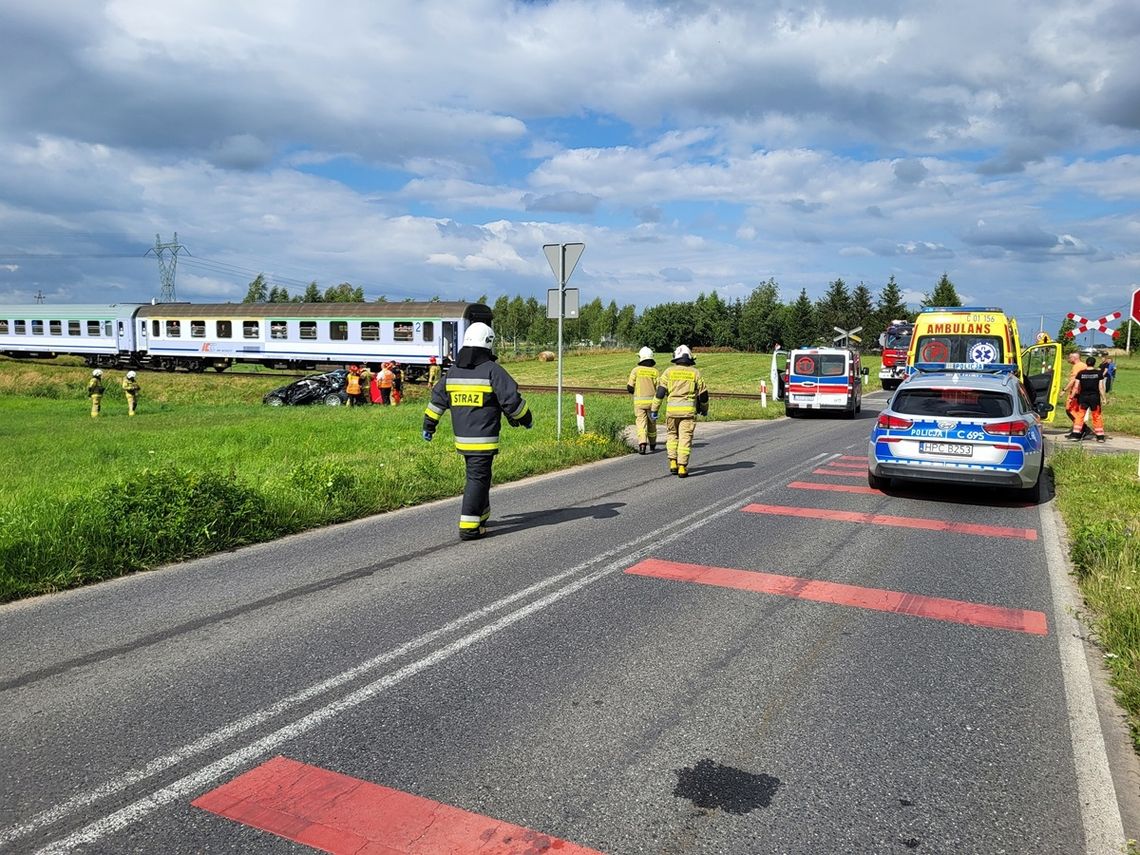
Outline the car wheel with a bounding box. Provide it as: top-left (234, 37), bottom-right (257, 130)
top-left (323, 393), bottom-right (343, 406)
top-left (1018, 457), bottom-right (1045, 504)
top-left (266, 396), bottom-right (285, 407)
top-left (868, 469), bottom-right (888, 490)
top-left (785, 406), bottom-right (798, 418)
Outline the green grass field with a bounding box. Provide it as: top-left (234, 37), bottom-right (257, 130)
top-left (3, 349), bottom-right (1138, 750)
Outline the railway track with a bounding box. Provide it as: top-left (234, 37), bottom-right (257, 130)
top-left (518, 384), bottom-right (763, 400)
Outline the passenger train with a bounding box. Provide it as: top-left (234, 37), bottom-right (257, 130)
top-left (0, 301), bottom-right (493, 379)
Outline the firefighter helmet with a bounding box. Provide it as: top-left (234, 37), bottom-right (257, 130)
top-left (92, 369), bottom-right (103, 377)
top-left (672, 345), bottom-right (692, 361)
top-left (462, 322), bottom-right (495, 349)
top-left (638, 346), bottom-right (653, 361)
top-left (126, 370), bottom-right (137, 380)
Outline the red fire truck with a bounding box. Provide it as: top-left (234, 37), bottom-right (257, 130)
top-left (877, 319), bottom-right (913, 391)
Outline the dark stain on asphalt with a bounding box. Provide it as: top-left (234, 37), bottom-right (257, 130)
top-left (673, 758), bottom-right (781, 814)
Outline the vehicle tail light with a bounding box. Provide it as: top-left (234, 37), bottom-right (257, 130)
top-left (983, 420), bottom-right (1029, 436)
top-left (877, 413), bottom-right (913, 430)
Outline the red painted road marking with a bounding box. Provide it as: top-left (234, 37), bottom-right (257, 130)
top-left (626, 559), bottom-right (1047, 635)
top-left (193, 756), bottom-right (604, 855)
top-left (742, 503), bottom-right (1037, 540)
top-left (812, 467), bottom-right (866, 478)
top-left (791, 480), bottom-right (878, 494)
top-left (837, 455), bottom-right (867, 461)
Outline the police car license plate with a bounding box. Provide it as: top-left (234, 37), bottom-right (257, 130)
top-left (920, 441), bottom-right (972, 457)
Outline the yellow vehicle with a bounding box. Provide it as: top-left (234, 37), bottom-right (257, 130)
top-left (905, 306), bottom-right (1064, 422)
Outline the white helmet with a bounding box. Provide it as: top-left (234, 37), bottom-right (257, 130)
top-left (126, 371), bottom-right (137, 379)
top-left (462, 322), bottom-right (495, 349)
top-left (638, 346), bottom-right (653, 361)
top-left (92, 369), bottom-right (103, 377)
top-left (673, 345), bottom-right (692, 361)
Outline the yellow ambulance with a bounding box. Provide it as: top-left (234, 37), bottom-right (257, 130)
top-left (905, 306), bottom-right (1064, 421)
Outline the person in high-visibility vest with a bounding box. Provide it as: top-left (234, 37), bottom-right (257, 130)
top-left (626, 346), bottom-right (659, 454)
top-left (377, 362), bottom-right (395, 405)
top-left (650, 345), bottom-right (708, 478)
top-left (345, 365), bottom-right (363, 406)
top-left (422, 322), bottom-right (532, 541)
top-left (426, 356), bottom-right (441, 387)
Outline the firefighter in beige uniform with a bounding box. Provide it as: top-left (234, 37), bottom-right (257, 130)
top-left (626, 346), bottom-right (659, 454)
top-left (121, 370), bottom-right (140, 416)
top-left (650, 345), bottom-right (708, 478)
top-left (87, 369), bottom-right (105, 418)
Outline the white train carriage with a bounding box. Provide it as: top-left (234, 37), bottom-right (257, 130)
top-left (0, 304), bottom-right (144, 367)
top-left (134, 301), bottom-right (493, 376)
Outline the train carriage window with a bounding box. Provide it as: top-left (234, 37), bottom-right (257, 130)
top-left (330, 321), bottom-right (348, 341)
top-left (191, 320), bottom-right (206, 338)
top-left (15, 320), bottom-right (26, 335)
top-left (216, 320), bottom-right (232, 339)
top-left (243, 320), bottom-right (259, 339)
top-left (104, 321), bottom-right (112, 337)
top-left (421, 321), bottom-right (434, 342)
top-left (68, 321), bottom-right (81, 336)
top-left (299, 321), bottom-right (317, 340)
top-left (87, 321), bottom-right (101, 336)
top-left (270, 321), bottom-right (288, 340)
top-left (394, 321), bottom-right (413, 342)
top-left (0, 320), bottom-right (7, 334)
top-left (361, 321), bottom-right (380, 341)
top-left (32, 320), bottom-right (44, 335)
top-left (165, 320), bottom-right (181, 338)
top-left (49, 320), bottom-right (62, 336)
top-left (152, 320), bottom-right (160, 337)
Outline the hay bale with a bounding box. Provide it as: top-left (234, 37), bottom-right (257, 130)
top-left (538, 351), bottom-right (556, 362)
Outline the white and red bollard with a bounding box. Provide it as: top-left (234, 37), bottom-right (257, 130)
top-left (760, 379), bottom-right (768, 409)
top-left (575, 394), bottom-right (585, 433)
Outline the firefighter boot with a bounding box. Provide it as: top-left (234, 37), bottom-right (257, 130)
top-left (669, 459), bottom-right (678, 475)
top-left (677, 464), bottom-right (688, 478)
top-left (639, 443), bottom-right (647, 455)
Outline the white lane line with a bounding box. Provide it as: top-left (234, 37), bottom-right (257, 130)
top-left (29, 451), bottom-right (832, 852)
top-left (1040, 502), bottom-right (1126, 852)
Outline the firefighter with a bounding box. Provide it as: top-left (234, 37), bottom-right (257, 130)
top-left (87, 369), bottom-right (105, 417)
top-left (426, 356), bottom-right (441, 387)
top-left (121, 370), bottom-right (140, 416)
top-left (627, 346), bottom-right (659, 454)
top-left (422, 322), bottom-right (532, 541)
top-left (345, 365), bottom-right (363, 406)
top-left (358, 363), bottom-right (372, 405)
top-left (650, 345), bottom-right (708, 478)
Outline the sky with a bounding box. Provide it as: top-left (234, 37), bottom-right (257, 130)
top-left (0, 0), bottom-right (1138, 343)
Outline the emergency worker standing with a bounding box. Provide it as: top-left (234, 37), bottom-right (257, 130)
top-left (377, 363), bottom-right (395, 405)
top-left (345, 365), bottom-right (363, 406)
top-left (1062, 351), bottom-right (1089, 437)
top-left (422, 322), bottom-right (532, 541)
top-left (1068, 356), bottom-right (1107, 443)
top-left (391, 362), bottom-right (404, 405)
top-left (627, 346), bottom-right (659, 454)
top-left (650, 345), bottom-right (708, 478)
top-left (87, 369), bottom-right (105, 418)
top-left (427, 356), bottom-right (441, 387)
top-left (359, 364), bottom-right (372, 405)
top-left (121, 370), bottom-right (140, 416)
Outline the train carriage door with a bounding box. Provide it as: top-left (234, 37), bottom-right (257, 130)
top-left (138, 318), bottom-right (148, 353)
top-left (442, 322), bottom-right (458, 361)
top-left (1020, 341), bottom-right (1063, 422)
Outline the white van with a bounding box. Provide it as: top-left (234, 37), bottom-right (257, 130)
top-left (784, 347), bottom-right (867, 418)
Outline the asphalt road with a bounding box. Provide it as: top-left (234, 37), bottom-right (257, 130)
top-left (1, 393), bottom-right (1133, 854)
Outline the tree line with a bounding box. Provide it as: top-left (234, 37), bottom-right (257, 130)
top-left (242, 272), bottom-right (975, 352)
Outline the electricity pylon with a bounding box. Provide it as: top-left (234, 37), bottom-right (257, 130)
top-left (145, 233), bottom-right (187, 303)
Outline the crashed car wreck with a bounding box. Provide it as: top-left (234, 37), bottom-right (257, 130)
top-left (263, 369), bottom-right (348, 406)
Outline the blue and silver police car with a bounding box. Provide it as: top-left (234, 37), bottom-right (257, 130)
top-left (867, 364), bottom-right (1053, 500)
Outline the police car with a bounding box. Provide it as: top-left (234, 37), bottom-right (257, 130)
top-left (867, 364), bottom-right (1053, 500)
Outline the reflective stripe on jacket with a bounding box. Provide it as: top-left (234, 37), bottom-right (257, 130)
top-left (627, 365), bottom-right (659, 407)
top-left (423, 357), bottom-right (528, 455)
top-left (652, 364), bottom-right (708, 417)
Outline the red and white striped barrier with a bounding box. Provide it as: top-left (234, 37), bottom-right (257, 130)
top-left (575, 393), bottom-right (585, 433)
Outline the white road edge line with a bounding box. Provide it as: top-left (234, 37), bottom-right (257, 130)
top-left (1040, 501), bottom-right (1126, 852)
top-left (27, 451), bottom-right (832, 852)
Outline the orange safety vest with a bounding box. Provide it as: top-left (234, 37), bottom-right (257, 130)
top-left (346, 372), bottom-right (362, 395)
top-left (378, 368), bottom-right (394, 389)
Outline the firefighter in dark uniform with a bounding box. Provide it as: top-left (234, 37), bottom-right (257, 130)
top-left (422, 322), bottom-right (532, 540)
top-left (651, 345), bottom-right (708, 478)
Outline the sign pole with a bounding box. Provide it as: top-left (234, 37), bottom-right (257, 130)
top-left (556, 248), bottom-right (565, 439)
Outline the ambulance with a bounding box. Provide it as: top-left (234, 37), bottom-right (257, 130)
top-left (783, 347), bottom-right (867, 418)
top-left (904, 306), bottom-right (1063, 421)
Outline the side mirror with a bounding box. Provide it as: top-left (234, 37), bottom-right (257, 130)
top-left (862, 367), bottom-right (869, 376)
top-left (1035, 402), bottom-right (1054, 417)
